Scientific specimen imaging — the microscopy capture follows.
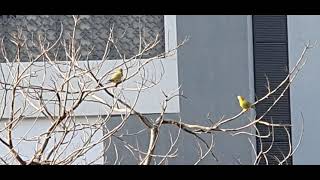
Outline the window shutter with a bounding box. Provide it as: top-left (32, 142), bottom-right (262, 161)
top-left (252, 15), bottom-right (292, 165)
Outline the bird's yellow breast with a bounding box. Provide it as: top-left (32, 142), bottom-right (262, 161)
top-left (237, 96), bottom-right (251, 110)
top-left (110, 69), bottom-right (123, 83)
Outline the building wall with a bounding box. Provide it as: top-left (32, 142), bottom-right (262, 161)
top-left (288, 15), bottom-right (320, 164)
top-left (176, 15), bottom-right (256, 164)
top-left (0, 117), bottom-right (103, 164)
top-left (0, 15), bottom-right (180, 165)
top-left (0, 15), bottom-right (259, 165)
top-left (105, 15), bottom-right (258, 165)
top-left (104, 113), bottom-right (183, 165)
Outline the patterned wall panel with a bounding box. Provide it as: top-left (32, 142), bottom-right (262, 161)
top-left (0, 15), bottom-right (165, 62)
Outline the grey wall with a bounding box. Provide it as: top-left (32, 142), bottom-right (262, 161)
top-left (176, 15), bottom-right (256, 164)
top-left (288, 15), bottom-right (320, 164)
top-left (104, 113), bottom-right (183, 165)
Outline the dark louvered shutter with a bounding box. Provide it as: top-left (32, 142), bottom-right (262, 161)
top-left (252, 15), bottom-right (292, 165)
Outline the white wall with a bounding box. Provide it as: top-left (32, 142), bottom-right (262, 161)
top-left (288, 15), bottom-right (320, 164)
top-left (0, 116), bottom-right (103, 164)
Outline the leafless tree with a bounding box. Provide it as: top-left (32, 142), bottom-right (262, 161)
top-left (0, 15), bottom-right (310, 165)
